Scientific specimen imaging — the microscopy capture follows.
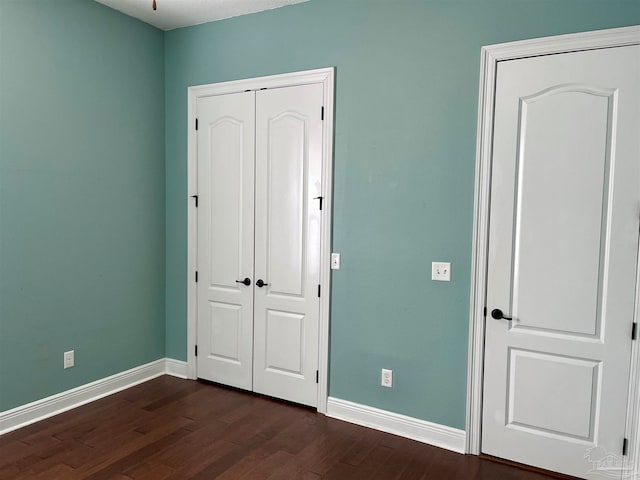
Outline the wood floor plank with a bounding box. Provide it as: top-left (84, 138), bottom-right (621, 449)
top-left (125, 461), bottom-right (175, 480)
top-left (165, 441), bottom-right (240, 480)
top-left (30, 462), bottom-right (78, 480)
top-left (338, 427), bottom-right (380, 466)
top-left (0, 375), bottom-right (562, 479)
top-left (212, 449), bottom-right (272, 480)
top-left (239, 449), bottom-right (295, 480)
top-left (79, 422), bottom-right (195, 479)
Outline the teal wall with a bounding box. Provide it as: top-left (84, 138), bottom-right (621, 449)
top-left (0, 1), bottom-right (165, 410)
top-left (164, 1), bottom-right (640, 429)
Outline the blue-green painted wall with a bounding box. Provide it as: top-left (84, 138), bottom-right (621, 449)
top-left (164, 1), bottom-right (640, 429)
top-left (0, 0), bottom-right (165, 411)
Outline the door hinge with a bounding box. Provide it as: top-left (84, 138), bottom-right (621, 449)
top-left (321, 106), bottom-right (325, 120)
top-left (316, 370), bottom-right (319, 383)
top-left (195, 271), bottom-right (198, 283)
top-left (195, 118), bottom-right (198, 130)
top-left (623, 437), bottom-right (629, 456)
top-left (317, 285), bottom-right (321, 297)
top-left (633, 323), bottom-right (638, 340)
top-left (314, 196), bottom-right (323, 210)
top-left (195, 345), bottom-right (198, 357)
top-left (191, 195), bottom-right (198, 207)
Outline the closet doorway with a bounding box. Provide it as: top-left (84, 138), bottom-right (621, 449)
top-left (186, 69), bottom-right (334, 411)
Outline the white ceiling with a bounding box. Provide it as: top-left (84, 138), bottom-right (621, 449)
top-left (94, 0), bottom-right (309, 31)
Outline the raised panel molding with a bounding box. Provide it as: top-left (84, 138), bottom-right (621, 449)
top-left (264, 310), bottom-right (304, 375)
top-left (506, 349), bottom-right (600, 441)
top-left (510, 86), bottom-right (613, 339)
top-left (266, 112), bottom-right (306, 297)
top-left (208, 301), bottom-right (242, 362)
top-left (208, 117), bottom-right (246, 288)
top-left (326, 397), bottom-right (466, 454)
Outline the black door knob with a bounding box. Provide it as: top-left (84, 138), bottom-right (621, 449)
top-left (256, 279), bottom-right (269, 288)
top-left (235, 277), bottom-right (251, 286)
top-left (491, 308), bottom-right (512, 320)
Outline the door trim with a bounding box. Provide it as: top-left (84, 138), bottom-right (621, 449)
top-left (467, 25), bottom-right (640, 464)
top-left (186, 67), bottom-right (335, 413)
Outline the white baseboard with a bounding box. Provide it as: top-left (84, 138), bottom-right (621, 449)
top-left (326, 397), bottom-right (466, 454)
top-left (0, 358), bottom-right (187, 436)
top-left (165, 358), bottom-right (188, 379)
top-left (1, 362), bottom-right (467, 454)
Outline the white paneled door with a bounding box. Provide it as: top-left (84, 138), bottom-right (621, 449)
top-left (196, 91), bottom-right (255, 390)
top-left (253, 84), bottom-right (324, 406)
top-left (482, 45), bottom-right (640, 478)
top-left (196, 83), bottom-right (324, 407)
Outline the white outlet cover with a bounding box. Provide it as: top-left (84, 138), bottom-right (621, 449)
top-left (432, 262), bottom-right (451, 281)
top-left (381, 368), bottom-right (393, 388)
top-left (64, 350), bottom-right (74, 369)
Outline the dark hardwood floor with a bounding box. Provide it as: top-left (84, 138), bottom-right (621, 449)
top-left (0, 375), bottom-right (558, 479)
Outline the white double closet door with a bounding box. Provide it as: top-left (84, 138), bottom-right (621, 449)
top-left (196, 83), bottom-right (324, 407)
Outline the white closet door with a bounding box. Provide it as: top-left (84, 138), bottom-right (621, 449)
top-left (196, 91), bottom-right (256, 390)
top-left (252, 84), bottom-right (324, 407)
top-left (482, 45), bottom-right (640, 478)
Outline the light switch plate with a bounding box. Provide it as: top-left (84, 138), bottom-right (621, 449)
top-left (432, 262), bottom-right (451, 281)
top-left (331, 253), bottom-right (341, 270)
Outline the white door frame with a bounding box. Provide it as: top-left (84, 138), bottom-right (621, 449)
top-left (466, 25), bottom-right (640, 469)
top-left (186, 67), bottom-right (335, 413)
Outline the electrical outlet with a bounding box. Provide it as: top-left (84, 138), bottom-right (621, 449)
top-left (381, 368), bottom-right (393, 388)
top-left (64, 350), bottom-right (74, 369)
top-left (331, 253), bottom-right (341, 270)
top-left (431, 262), bottom-right (451, 282)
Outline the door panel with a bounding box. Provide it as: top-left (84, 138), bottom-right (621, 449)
top-left (265, 310), bottom-right (305, 376)
top-left (253, 83), bottom-right (324, 407)
top-left (196, 91), bottom-right (255, 390)
top-left (266, 113), bottom-right (306, 296)
top-left (482, 45), bottom-right (640, 478)
top-left (513, 88), bottom-right (613, 337)
top-left (207, 302), bottom-right (242, 362)
top-left (507, 349), bottom-right (600, 441)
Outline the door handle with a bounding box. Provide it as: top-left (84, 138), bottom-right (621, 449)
top-left (491, 308), bottom-right (512, 321)
top-left (235, 277), bottom-right (251, 286)
top-left (256, 279), bottom-right (269, 288)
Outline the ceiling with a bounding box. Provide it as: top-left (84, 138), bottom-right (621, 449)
top-left (94, 0), bottom-right (309, 31)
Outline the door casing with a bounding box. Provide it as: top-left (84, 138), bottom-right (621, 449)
top-left (467, 25), bottom-right (640, 473)
top-left (187, 68), bottom-right (335, 413)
